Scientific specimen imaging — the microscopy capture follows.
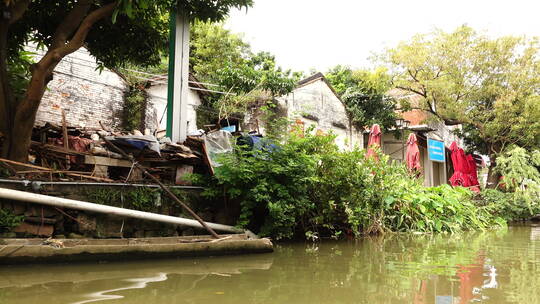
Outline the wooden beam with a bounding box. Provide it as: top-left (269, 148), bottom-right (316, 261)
top-left (84, 155), bottom-right (133, 167)
top-left (62, 110), bottom-right (71, 169)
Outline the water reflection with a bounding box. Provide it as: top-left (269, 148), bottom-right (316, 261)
top-left (74, 273), bottom-right (168, 304)
top-left (1, 225), bottom-right (539, 304)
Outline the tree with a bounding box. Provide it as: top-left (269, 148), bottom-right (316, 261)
top-left (188, 21), bottom-right (298, 125)
top-left (384, 26), bottom-right (540, 186)
top-left (326, 65), bottom-right (398, 131)
top-left (189, 20), bottom-right (249, 83)
top-left (189, 21), bottom-right (298, 97)
top-left (0, 0), bottom-right (252, 162)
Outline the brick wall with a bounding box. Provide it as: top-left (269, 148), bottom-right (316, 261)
top-left (32, 47), bottom-right (128, 129)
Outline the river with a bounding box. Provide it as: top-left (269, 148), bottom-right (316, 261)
top-left (1, 225), bottom-right (539, 303)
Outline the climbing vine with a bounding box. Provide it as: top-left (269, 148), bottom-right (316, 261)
top-left (122, 83), bottom-right (148, 132)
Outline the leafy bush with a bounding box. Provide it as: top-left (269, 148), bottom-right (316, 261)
top-left (490, 146), bottom-right (540, 219)
top-left (201, 131), bottom-right (504, 240)
top-left (0, 208), bottom-right (24, 233)
top-left (479, 189), bottom-right (530, 221)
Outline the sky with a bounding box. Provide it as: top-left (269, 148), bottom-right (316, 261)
top-left (226, 0), bottom-right (540, 73)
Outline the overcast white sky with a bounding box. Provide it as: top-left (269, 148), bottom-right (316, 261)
top-left (226, 0), bottom-right (540, 73)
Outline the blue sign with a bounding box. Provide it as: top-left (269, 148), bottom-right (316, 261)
top-left (428, 139), bottom-right (446, 163)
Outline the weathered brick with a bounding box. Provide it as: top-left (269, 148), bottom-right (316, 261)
top-left (13, 222), bottom-right (54, 237)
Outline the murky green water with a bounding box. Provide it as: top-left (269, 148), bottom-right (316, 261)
top-left (1, 225), bottom-right (540, 303)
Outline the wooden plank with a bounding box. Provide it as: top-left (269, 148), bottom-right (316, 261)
top-left (0, 158), bottom-right (114, 182)
top-left (61, 110), bottom-right (69, 149)
top-left (16, 170), bottom-right (89, 174)
top-left (61, 110), bottom-right (70, 169)
top-left (31, 141), bottom-right (87, 156)
top-left (84, 155), bottom-right (133, 167)
top-left (200, 140), bottom-right (215, 175)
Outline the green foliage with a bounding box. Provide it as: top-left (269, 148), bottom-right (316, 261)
top-left (479, 189), bottom-right (532, 221)
top-left (189, 21), bottom-right (298, 121)
top-left (6, 50), bottom-right (33, 103)
top-left (85, 188), bottom-right (122, 206)
top-left (190, 20), bottom-right (250, 82)
top-left (495, 146), bottom-right (540, 190)
top-left (0, 208), bottom-right (24, 232)
top-left (86, 187), bottom-right (158, 212)
top-left (384, 25), bottom-right (540, 156)
top-left (485, 146), bottom-right (540, 218)
top-left (200, 131), bottom-right (504, 240)
top-left (216, 51), bottom-right (298, 96)
top-left (123, 84), bottom-right (147, 131)
top-left (326, 66), bottom-right (398, 131)
top-left (84, 187), bottom-right (199, 216)
top-left (6, 0), bottom-right (253, 68)
top-left (125, 187), bottom-right (160, 212)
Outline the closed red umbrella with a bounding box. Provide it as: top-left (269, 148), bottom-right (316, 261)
top-left (427, 141), bottom-right (480, 190)
top-left (406, 133), bottom-right (421, 173)
top-left (366, 124), bottom-right (381, 160)
top-left (449, 141), bottom-right (472, 187)
top-left (466, 154), bottom-right (480, 186)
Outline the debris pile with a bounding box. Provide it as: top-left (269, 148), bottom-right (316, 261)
top-left (0, 122), bottom-right (214, 185)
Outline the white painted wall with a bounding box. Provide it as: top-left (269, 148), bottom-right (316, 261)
top-left (146, 84), bottom-right (202, 135)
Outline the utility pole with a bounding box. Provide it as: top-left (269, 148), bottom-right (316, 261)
top-left (166, 10), bottom-right (190, 143)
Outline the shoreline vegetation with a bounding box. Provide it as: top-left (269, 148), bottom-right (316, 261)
top-left (194, 131), bottom-right (539, 241)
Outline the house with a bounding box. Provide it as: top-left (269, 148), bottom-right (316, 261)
top-left (145, 74), bottom-right (208, 135)
top-left (376, 90), bottom-right (465, 187)
top-left (244, 72), bottom-right (363, 150)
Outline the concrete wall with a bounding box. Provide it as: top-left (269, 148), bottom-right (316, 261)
top-left (146, 84), bottom-right (202, 135)
top-left (33, 47), bottom-right (128, 129)
top-left (275, 79), bottom-right (363, 150)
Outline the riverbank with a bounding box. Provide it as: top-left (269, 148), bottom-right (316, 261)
top-left (0, 234), bottom-right (273, 265)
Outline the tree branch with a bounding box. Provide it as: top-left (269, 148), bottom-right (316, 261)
top-left (396, 86), bottom-right (427, 98)
top-left (59, 1), bottom-right (117, 56)
top-left (51, 0), bottom-right (93, 49)
top-left (407, 69), bottom-right (420, 83)
top-left (36, 1), bottom-right (117, 75)
top-left (21, 1), bottom-right (118, 115)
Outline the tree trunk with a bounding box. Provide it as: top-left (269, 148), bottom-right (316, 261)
top-left (5, 104), bottom-right (41, 162)
top-left (0, 1), bottom-right (116, 163)
top-left (0, 20), bottom-right (14, 159)
top-left (485, 153), bottom-right (501, 189)
top-left (486, 144), bottom-right (501, 189)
